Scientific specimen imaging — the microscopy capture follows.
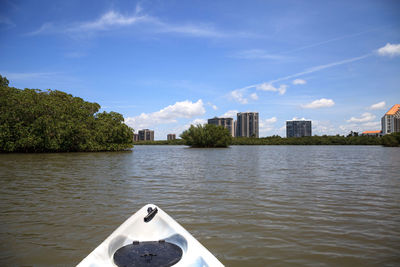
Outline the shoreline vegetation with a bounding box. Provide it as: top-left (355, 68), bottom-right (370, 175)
top-left (180, 124), bottom-right (232, 148)
top-left (1, 74), bottom-right (399, 151)
top-left (0, 75), bottom-right (134, 153)
top-left (136, 133), bottom-right (400, 147)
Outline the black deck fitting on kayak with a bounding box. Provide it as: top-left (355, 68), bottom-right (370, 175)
top-left (144, 207), bottom-right (158, 223)
top-left (113, 241), bottom-right (182, 267)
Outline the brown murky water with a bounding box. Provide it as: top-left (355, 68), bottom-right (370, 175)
top-left (1, 145), bottom-right (400, 266)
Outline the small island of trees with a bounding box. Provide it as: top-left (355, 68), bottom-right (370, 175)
top-left (0, 75), bottom-right (134, 152)
top-left (180, 124), bottom-right (232, 148)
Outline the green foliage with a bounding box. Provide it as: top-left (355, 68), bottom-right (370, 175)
top-left (180, 124), bottom-right (232, 148)
top-left (231, 135), bottom-right (383, 146)
top-left (0, 76), bottom-right (133, 152)
top-left (382, 133), bottom-right (400, 147)
top-left (0, 75), bottom-right (9, 87)
top-left (133, 139), bottom-right (185, 145)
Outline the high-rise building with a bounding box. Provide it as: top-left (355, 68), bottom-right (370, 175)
top-left (381, 104), bottom-right (400, 135)
top-left (208, 117), bottom-right (235, 136)
top-left (286, 120), bottom-right (312, 138)
top-left (138, 129), bottom-right (154, 141)
top-left (133, 134), bottom-right (139, 142)
top-left (167, 134), bottom-right (176, 140)
top-left (236, 112), bottom-right (259, 138)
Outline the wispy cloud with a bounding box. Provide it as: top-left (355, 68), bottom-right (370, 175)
top-left (256, 83), bottom-right (287, 95)
top-left (1, 71), bottom-right (61, 81)
top-left (230, 53), bottom-right (369, 104)
top-left (369, 101), bottom-right (386, 110)
top-left (76, 10), bottom-right (148, 31)
top-left (125, 99), bottom-right (205, 129)
top-left (232, 27), bottom-right (383, 61)
top-left (270, 53), bottom-right (371, 84)
top-left (231, 49), bottom-right (287, 60)
top-left (280, 27), bottom-right (384, 55)
top-left (0, 16), bottom-right (15, 30)
top-left (27, 7), bottom-right (251, 39)
top-left (26, 22), bottom-right (57, 36)
top-left (377, 43), bottom-right (400, 57)
top-left (301, 98), bottom-right (335, 109)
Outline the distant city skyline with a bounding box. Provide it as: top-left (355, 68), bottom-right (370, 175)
top-left (1, 1), bottom-right (399, 139)
top-left (136, 104), bottom-right (399, 140)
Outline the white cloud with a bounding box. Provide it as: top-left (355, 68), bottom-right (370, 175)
top-left (230, 88), bottom-right (248, 104)
top-left (301, 98), bottom-right (335, 109)
top-left (292, 79), bottom-right (306, 85)
top-left (221, 110), bottom-right (238, 118)
top-left (256, 83), bottom-right (287, 95)
top-left (125, 99), bottom-right (205, 129)
top-left (259, 117), bottom-right (278, 136)
top-left (369, 101), bottom-right (386, 110)
top-left (207, 102), bottom-right (218, 110)
top-left (189, 118), bottom-right (207, 126)
top-left (157, 117), bottom-right (208, 140)
top-left (265, 117), bottom-right (277, 123)
top-left (377, 43), bottom-right (400, 57)
top-left (362, 121), bottom-right (380, 128)
top-left (229, 82), bottom-right (286, 104)
top-left (347, 112), bottom-right (376, 123)
top-left (312, 120), bottom-right (337, 136)
top-left (339, 120), bottom-right (381, 135)
top-left (250, 93), bottom-right (259, 100)
top-left (291, 117), bottom-right (309, 121)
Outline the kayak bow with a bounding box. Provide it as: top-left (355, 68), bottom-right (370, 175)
top-left (77, 204), bottom-right (224, 267)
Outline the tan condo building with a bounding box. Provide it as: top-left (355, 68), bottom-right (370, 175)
top-left (207, 117), bottom-right (235, 137)
top-left (236, 112), bottom-right (259, 138)
top-left (381, 104), bottom-right (400, 135)
top-left (167, 134), bottom-right (176, 140)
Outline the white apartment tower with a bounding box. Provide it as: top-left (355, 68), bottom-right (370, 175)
top-left (381, 104), bottom-right (400, 135)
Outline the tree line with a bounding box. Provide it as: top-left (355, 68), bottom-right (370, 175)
top-left (0, 75), bottom-right (134, 152)
top-left (135, 124), bottom-right (400, 147)
top-left (232, 134), bottom-right (400, 146)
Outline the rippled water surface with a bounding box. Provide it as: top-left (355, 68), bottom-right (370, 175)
top-left (1, 145), bottom-right (400, 266)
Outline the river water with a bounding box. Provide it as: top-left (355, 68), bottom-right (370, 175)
top-left (0, 145), bottom-right (399, 266)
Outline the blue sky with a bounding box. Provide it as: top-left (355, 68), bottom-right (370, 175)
top-left (1, 0), bottom-right (399, 139)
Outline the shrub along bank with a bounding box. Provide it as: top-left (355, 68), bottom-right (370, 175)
top-left (0, 75), bottom-right (134, 152)
top-left (135, 134), bottom-right (400, 147)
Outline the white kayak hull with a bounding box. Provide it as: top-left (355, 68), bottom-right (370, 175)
top-left (77, 204), bottom-right (224, 266)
